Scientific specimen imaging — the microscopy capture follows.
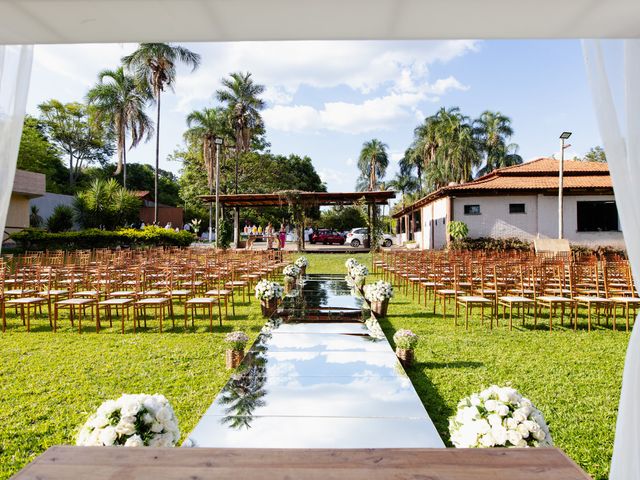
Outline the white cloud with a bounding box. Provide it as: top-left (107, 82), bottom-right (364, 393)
top-left (263, 79), bottom-right (467, 135)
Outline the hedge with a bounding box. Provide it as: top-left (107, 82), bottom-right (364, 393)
top-left (9, 227), bottom-right (194, 251)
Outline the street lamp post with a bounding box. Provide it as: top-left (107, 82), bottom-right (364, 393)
top-left (558, 131), bottom-right (572, 239)
top-left (214, 137), bottom-right (223, 248)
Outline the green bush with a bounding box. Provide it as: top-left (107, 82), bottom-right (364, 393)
top-left (9, 226), bottom-right (194, 251)
top-left (450, 237), bottom-right (532, 252)
top-left (447, 221), bottom-right (469, 241)
top-left (46, 205), bottom-right (74, 233)
top-left (75, 179), bottom-right (141, 229)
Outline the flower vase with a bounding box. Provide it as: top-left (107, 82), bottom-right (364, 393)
top-left (396, 347), bottom-right (414, 368)
top-left (226, 349), bottom-right (244, 369)
top-left (261, 298), bottom-right (278, 317)
top-left (370, 299), bottom-right (389, 317)
top-left (284, 277), bottom-right (296, 293)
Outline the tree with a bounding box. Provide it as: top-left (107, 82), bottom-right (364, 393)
top-left (387, 172), bottom-right (419, 208)
top-left (584, 146), bottom-right (607, 163)
top-left (37, 100), bottom-right (114, 187)
top-left (216, 72), bottom-right (266, 155)
top-left (473, 110), bottom-right (522, 175)
top-left (318, 206), bottom-right (366, 231)
top-left (87, 66), bottom-right (154, 188)
top-left (399, 147), bottom-right (423, 195)
top-left (46, 205), bottom-right (75, 232)
top-left (357, 139), bottom-right (389, 191)
top-left (17, 115), bottom-right (68, 193)
top-left (184, 107), bottom-right (230, 194)
top-left (122, 43), bottom-right (201, 223)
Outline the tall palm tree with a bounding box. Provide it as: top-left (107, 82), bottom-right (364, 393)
top-left (473, 110), bottom-right (516, 174)
top-left (122, 43), bottom-right (201, 223)
top-left (87, 66), bottom-right (153, 188)
top-left (184, 107), bottom-right (229, 192)
top-left (357, 139), bottom-right (389, 191)
top-left (399, 146), bottom-right (423, 195)
top-left (216, 72), bottom-right (265, 154)
top-left (387, 172), bottom-right (419, 208)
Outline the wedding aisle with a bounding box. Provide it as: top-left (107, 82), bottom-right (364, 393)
top-left (184, 274), bottom-right (444, 448)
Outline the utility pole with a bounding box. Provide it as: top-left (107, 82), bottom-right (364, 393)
top-left (558, 132), bottom-right (572, 239)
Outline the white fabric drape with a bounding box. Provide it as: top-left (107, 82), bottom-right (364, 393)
top-left (583, 39), bottom-right (640, 480)
top-left (0, 44), bottom-right (33, 252)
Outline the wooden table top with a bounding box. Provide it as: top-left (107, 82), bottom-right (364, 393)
top-left (14, 446), bottom-right (592, 480)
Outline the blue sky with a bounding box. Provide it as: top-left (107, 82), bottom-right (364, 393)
top-left (26, 39), bottom-right (601, 192)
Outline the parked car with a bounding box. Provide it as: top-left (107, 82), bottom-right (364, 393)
top-left (310, 229), bottom-right (346, 245)
top-left (346, 228), bottom-right (394, 248)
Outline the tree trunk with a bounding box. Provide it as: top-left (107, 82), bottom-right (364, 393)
top-left (69, 152), bottom-right (74, 187)
top-left (123, 136), bottom-right (127, 189)
top-left (154, 90), bottom-right (161, 225)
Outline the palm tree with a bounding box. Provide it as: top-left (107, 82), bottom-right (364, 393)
top-left (184, 107), bottom-right (229, 192)
top-left (473, 110), bottom-right (517, 175)
top-left (399, 147), bottom-right (423, 195)
top-left (357, 139), bottom-right (389, 191)
top-left (387, 172), bottom-right (419, 208)
top-left (216, 72), bottom-right (266, 154)
top-left (87, 66), bottom-right (153, 188)
top-left (122, 43), bottom-right (201, 223)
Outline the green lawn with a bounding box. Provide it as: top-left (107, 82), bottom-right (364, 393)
top-left (0, 252), bottom-right (627, 479)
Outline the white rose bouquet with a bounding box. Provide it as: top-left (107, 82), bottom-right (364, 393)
top-left (364, 280), bottom-right (393, 302)
top-left (393, 329), bottom-right (418, 349)
top-left (449, 385), bottom-right (553, 448)
top-left (77, 394), bottom-right (180, 447)
top-left (225, 331), bottom-right (249, 350)
top-left (294, 256), bottom-right (308, 268)
top-left (283, 264), bottom-right (301, 278)
top-left (345, 258), bottom-right (359, 270)
top-left (348, 263), bottom-right (369, 278)
top-left (254, 279), bottom-right (284, 300)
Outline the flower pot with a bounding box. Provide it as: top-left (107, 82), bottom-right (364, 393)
top-left (260, 298), bottom-right (278, 317)
top-left (226, 349), bottom-right (244, 369)
top-left (370, 299), bottom-right (389, 317)
top-left (396, 347), bottom-right (414, 368)
top-left (284, 276), bottom-right (296, 293)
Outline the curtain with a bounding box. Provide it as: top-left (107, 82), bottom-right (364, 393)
top-left (583, 39), bottom-right (640, 480)
top-left (0, 44), bottom-right (33, 253)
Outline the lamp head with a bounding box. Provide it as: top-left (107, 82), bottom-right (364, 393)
top-left (559, 131), bottom-right (572, 140)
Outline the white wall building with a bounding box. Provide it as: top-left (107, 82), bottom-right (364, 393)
top-left (393, 158), bottom-right (625, 249)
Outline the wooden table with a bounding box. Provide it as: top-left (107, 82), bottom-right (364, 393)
top-left (14, 446), bottom-right (591, 479)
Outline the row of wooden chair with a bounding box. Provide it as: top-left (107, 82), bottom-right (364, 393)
top-left (1, 248), bottom-right (290, 333)
top-left (374, 250), bottom-right (638, 332)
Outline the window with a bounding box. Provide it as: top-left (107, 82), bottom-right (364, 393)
top-left (577, 201), bottom-right (619, 232)
top-left (464, 204), bottom-right (481, 215)
top-left (509, 203), bottom-right (526, 214)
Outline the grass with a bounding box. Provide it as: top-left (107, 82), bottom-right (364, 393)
top-left (0, 252), bottom-right (628, 479)
top-left (305, 253), bottom-right (625, 480)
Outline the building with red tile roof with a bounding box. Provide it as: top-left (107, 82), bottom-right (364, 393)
top-left (392, 158), bottom-right (624, 249)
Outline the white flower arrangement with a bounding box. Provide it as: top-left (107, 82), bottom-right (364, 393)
top-left (225, 331), bottom-right (249, 350)
top-left (283, 264), bottom-right (301, 278)
top-left (294, 256), bottom-right (308, 268)
top-left (76, 394), bottom-right (180, 447)
top-left (448, 385), bottom-right (553, 449)
top-left (349, 263), bottom-right (369, 278)
top-left (393, 329), bottom-right (419, 349)
top-left (345, 258), bottom-right (359, 270)
top-left (364, 280), bottom-right (393, 302)
top-left (254, 279), bottom-right (285, 301)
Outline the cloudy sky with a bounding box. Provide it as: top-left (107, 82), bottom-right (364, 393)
top-left (26, 39), bottom-right (600, 191)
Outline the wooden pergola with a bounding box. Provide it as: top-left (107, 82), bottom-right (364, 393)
top-left (199, 191), bottom-right (396, 250)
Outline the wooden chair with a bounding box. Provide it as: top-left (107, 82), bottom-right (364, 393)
top-left (534, 262), bottom-right (577, 332)
top-left (605, 260), bottom-right (640, 332)
top-left (184, 296), bottom-right (221, 332)
top-left (496, 263), bottom-right (535, 330)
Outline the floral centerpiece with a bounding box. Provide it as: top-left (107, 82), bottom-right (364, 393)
top-left (76, 394), bottom-right (180, 447)
top-left (363, 280), bottom-right (393, 317)
top-left (448, 385), bottom-right (553, 448)
top-left (346, 261), bottom-right (369, 289)
top-left (255, 279), bottom-right (284, 317)
top-left (393, 329), bottom-right (418, 367)
top-left (282, 264), bottom-right (301, 292)
top-left (294, 256), bottom-right (308, 275)
top-left (225, 331), bottom-right (249, 369)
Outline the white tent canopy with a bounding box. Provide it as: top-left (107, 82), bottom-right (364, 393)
top-left (0, 0), bottom-right (640, 44)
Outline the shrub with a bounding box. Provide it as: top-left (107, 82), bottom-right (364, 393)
top-left (447, 221), bottom-right (469, 241)
top-left (9, 226), bottom-right (193, 251)
top-left (29, 205), bottom-right (43, 228)
top-left (75, 179), bottom-right (141, 230)
top-left (450, 237), bottom-right (532, 252)
top-left (46, 205), bottom-right (75, 233)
